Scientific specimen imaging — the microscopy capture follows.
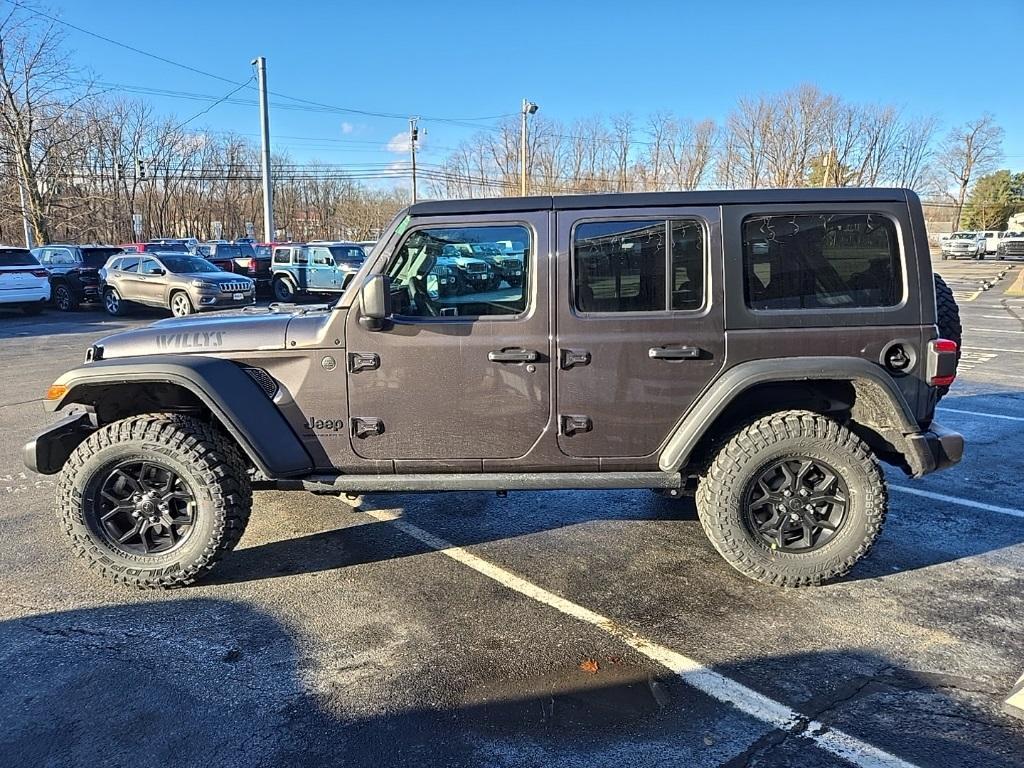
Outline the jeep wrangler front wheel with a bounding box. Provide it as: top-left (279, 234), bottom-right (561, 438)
top-left (56, 414), bottom-right (252, 588)
top-left (696, 410), bottom-right (886, 587)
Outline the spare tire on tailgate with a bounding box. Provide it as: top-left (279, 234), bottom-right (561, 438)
top-left (933, 273), bottom-right (962, 400)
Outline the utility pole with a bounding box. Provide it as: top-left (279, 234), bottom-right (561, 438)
top-left (252, 56), bottom-right (274, 242)
top-left (520, 99), bottom-right (539, 196)
top-left (409, 116), bottom-right (419, 204)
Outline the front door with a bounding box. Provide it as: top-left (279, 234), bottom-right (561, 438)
top-left (135, 257), bottom-right (167, 305)
top-left (345, 212), bottom-right (550, 461)
top-left (554, 206), bottom-right (726, 459)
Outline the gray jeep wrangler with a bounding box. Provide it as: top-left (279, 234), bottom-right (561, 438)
top-left (25, 189), bottom-right (964, 589)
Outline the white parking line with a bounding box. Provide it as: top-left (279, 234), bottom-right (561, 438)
top-left (963, 346), bottom-right (1022, 354)
top-left (367, 509), bottom-right (918, 768)
top-left (890, 486), bottom-right (1024, 519)
top-left (968, 328), bottom-right (1024, 334)
top-left (938, 407), bottom-right (1024, 423)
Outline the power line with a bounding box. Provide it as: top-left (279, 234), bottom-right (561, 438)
top-left (12, 2), bottom-right (512, 125)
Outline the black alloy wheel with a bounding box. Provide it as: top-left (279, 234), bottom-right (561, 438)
top-left (93, 460), bottom-right (197, 556)
top-left (744, 457), bottom-right (848, 552)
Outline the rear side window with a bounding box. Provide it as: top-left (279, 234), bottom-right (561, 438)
top-left (0, 248), bottom-right (37, 266)
top-left (82, 248), bottom-right (122, 267)
top-left (273, 248), bottom-right (291, 264)
top-left (743, 213), bottom-right (901, 310)
top-left (120, 256), bottom-right (141, 272)
top-left (294, 248), bottom-right (309, 265)
top-left (573, 219), bottom-right (705, 313)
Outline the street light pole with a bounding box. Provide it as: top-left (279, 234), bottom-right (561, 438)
top-left (520, 99), bottom-right (538, 196)
top-left (252, 56), bottom-right (274, 242)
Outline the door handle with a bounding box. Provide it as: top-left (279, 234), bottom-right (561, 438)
top-left (488, 348), bottom-right (538, 363)
top-left (648, 346), bottom-right (702, 360)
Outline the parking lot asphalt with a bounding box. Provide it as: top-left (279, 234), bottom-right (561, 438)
top-left (1, 260), bottom-right (1023, 768)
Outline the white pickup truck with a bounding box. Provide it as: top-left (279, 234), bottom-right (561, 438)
top-left (941, 231), bottom-right (986, 260)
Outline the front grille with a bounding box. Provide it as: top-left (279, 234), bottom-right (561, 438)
top-left (220, 281), bottom-right (251, 293)
top-left (1001, 242), bottom-right (1024, 253)
top-left (243, 367), bottom-right (278, 398)
top-left (466, 263), bottom-right (487, 273)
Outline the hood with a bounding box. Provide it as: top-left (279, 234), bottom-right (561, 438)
top-left (94, 306), bottom-right (301, 359)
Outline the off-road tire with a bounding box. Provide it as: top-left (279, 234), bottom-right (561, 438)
top-left (53, 282), bottom-right (79, 312)
top-left (273, 276), bottom-right (296, 302)
top-left (933, 273), bottom-right (962, 400)
top-left (56, 413), bottom-right (252, 588)
top-left (696, 410), bottom-right (887, 587)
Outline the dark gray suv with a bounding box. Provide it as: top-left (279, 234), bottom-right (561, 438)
top-left (26, 188), bottom-right (963, 590)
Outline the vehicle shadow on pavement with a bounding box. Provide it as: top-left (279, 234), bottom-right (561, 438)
top-left (0, 308), bottom-right (149, 340)
top-left (210, 491), bottom-right (695, 586)
top-left (1, 599), bottom-right (1020, 767)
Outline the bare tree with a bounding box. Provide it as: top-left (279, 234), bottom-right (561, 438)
top-left (937, 115), bottom-right (1004, 230)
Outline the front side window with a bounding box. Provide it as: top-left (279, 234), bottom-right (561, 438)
top-left (385, 224), bottom-right (530, 318)
top-left (138, 258), bottom-right (162, 275)
top-left (743, 213), bottom-right (901, 310)
top-left (309, 246), bottom-right (334, 266)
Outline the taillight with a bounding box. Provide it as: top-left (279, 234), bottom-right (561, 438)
top-left (31, 269), bottom-right (48, 278)
top-left (928, 338), bottom-right (958, 387)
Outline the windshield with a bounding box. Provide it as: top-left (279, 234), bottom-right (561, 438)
top-left (82, 248), bottom-right (123, 267)
top-left (951, 233), bottom-right (977, 240)
top-left (0, 248), bottom-right (37, 266)
top-left (328, 245), bottom-right (365, 264)
top-left (160, 255), bottom-right (221, 274)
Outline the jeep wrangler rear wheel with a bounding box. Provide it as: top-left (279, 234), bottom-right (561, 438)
top-left (56, 414), bottom-right (252, 588)
top-left (272, 277), bottom-right (295, 302)
top-left (696, 410), bottom-right (886, 587)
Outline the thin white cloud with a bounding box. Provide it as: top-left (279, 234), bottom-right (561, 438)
top-left (341, 122), bottom-right (355, 134)
top-left (387, 131), bottom-right (410, 153)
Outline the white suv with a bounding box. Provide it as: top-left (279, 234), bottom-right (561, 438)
top-left (941, 231), bottom-right (986, 260)
top-left (0, 246), bottom-right (50, 314)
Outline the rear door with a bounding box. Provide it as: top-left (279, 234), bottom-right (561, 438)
top-left (554, 206), bottom-right (726, 459)
top-left (307, 246), bottom-right (336, 290)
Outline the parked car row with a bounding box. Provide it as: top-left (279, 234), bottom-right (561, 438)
top-left (939, 229), bottom-right (1022, 260)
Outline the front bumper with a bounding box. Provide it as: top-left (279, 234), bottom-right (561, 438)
top-left (904, 420), bottom-right (964, 478)
top-left (24, 410), bottom-right (96, 475)
top-left (194, 290), bottom-right (256, 310)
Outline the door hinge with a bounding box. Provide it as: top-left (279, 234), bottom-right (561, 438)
top-left (559, 349), bottom-right (591, 370)
top-left (348, 352), bottom-right (380, 373)
top-left (560, 414), bottom-right (592, 436)
top-left (351, 417), bottom-right (384, 438)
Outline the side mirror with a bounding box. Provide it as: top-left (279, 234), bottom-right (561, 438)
top-left (359, 274), bottom-right (391, 331)
top-left (152, 268), bottom-right (165, 276)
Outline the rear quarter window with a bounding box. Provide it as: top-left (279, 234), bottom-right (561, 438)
top-left (742, 213), bottom-right (902, 310)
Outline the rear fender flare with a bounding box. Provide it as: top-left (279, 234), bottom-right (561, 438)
top-left (658, 357), bottom-right (919, 472)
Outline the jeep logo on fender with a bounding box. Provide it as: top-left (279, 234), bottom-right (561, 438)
top-left (156, 331), bottom-right (225, 350)
top-left (307, 416), bottom-right (346, 432)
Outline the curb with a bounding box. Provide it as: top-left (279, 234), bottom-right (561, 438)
top-left (1005, 673), bottom-right (1024, 721)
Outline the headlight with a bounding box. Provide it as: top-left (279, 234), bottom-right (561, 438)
top-left (191, 279), bottom-right (218, 290)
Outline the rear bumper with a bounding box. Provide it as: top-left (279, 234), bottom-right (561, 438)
top-left (24, 410), bottom-right (96, 475)
top-left (904, 420), bottom-right (964, 478)
top-left (0, 285), bottom-right (51, 304)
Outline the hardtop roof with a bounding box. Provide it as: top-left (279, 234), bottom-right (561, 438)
top-left (408, 187), bottom-right (914, 217)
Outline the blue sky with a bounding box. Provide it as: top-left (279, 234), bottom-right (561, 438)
top-left (49, 0), bottom-right (1024, 173)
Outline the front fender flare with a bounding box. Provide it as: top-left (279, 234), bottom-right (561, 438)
top-left (43, 354), bottom-right (313, 478)
top-left (658, 356), bottom-right (920, 473)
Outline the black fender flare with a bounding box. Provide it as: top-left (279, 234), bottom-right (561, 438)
top-left (658, 356), bottom-right (921, 473)
top-left (40, 354), bottom-right (313, 478)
